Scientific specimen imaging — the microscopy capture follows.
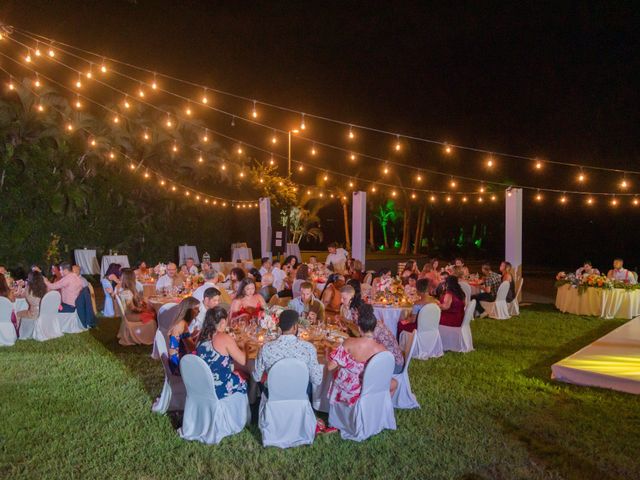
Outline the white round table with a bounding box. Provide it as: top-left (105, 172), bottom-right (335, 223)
top-left (372, 305), bottom-right (411, 339)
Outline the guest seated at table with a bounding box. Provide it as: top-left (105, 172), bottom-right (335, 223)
top-left (359, 304), bottom-right (404, 374)
top-left (253, 309), bottom-right (324, 394)
top-left (499, 261), bottom-right (517, 301)
top-left (327, 306), bottom-right (397, 406)
top-left (371, 268), bottom-right (392, 295)
top-left (404, 273), bottom-right (418, 298)
top-left (472, 263), bottom-right (502, 318)
top-left (401, 260), bottom-right (419, 280)
top-left (437, 276), bottom-right (466, 327)
top-left (224, 267), bottom-right (246, 297)
top-left (308, 255), bottom-right (319, 268)
top-left (16, 270), bottom-right (47, 324)
top-left (185, 257), bottom-right (199, 276)
top-left (117, 269), bottom-right (157, 321)
top-left (230, 278), bottom-right (266, 320)
top-left (321, 274), bottom-right (346, 315)
top-left (434, 270), bottom-right (449, 298)
top-left (43, 262), bottom-right (83, 312)
top-left (419, 259), bottom-right (441, 294)
top-left (270, 260), bottom-right (287, 292)
top-left (345, 258), bottom-right (363, 283)
top-left (453, 257), bottom-right (470, 278)
top-left (258, 273), bottom-right (277, 303)
top-left (192, 286), bottom-right (221, 334)
top-left (575, 260), bottom-right (600, 279)
top-left (156, 262), bottom-right (183, 293)
top-left (283, 255), bottom-right (300, 272)
top-left (292, 264), bottom-right (310, 298)
top-left (167, 296), bottom-right (200, 374)
top-left (288, 282), bottom-right (325, 323)
top-left (179, 264), bottom-right (190, 278)
top-left (397, 278), bottom-right (435, 336)
top-left (337, 283), bottom-right (364, 323)
top-left (196, 306), bottom-right (248, 398)
top-left (101, 263), bottom-right (121, 317)
top-left (50, 264), bottom-right (62, 283)
top-left (0, 273), bottom-right (15, 302)
top-left (71, 264), bottom-right (89, 288)
top-left (134, 261), bottom-right (149, 279)
top-left (259, 257), bottom-right (272, 277)
top-left (607, 258), bottom-right (637, 284)
top-left (248, 268), bottom-right (262, 283)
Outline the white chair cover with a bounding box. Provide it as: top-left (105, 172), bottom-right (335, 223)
top-left (480, 281), bottom-right (511, 319)
top-left (508, 278), bottom-right (523, 316)
top-left (392, 329), bottom-right (420, 409)
top-left (58, 311), bottom-right (87, 334)
top-left (439, 299), bottom-right (475, 353)
top-left (363, 272), bottom-right (373, 286)
top-left (178, 354), bottom-right (250, 445)
top-left (192, 283), bottom-right (216, 302)
top-left (258, 358), bottom-right (316, 448)
top-left (115, 295), bottom-right (157, 346)
top-left (0, 297), bottom-right (16, 346)
top-left (151, 302), bottom-right (179, 360)
top-left (31, 291), bottom-right (63, 342)
top-left (152, 330), bottom-right (186, 414)
top-left (399, 303), bottom-right (444, 360)
top-left (460, 281), bottom-right (472, 306)
top-left (329, 351), bottom-right (397, 441)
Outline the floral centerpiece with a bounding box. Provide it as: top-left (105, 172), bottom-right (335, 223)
top-left (556, 271), bottom-right (640, 294)
top-left (153, 263), bottom-right (167, 276)
top-left (375, 276), bottom-right (411, 306)
top-left (258, 305), bottom-right (284, 332)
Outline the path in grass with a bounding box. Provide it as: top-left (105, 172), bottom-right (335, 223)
top-left (1, 305), bottom-right (639, 480)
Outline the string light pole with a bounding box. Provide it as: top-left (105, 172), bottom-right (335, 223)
top-left (283, 128), bottom-right (299, 258)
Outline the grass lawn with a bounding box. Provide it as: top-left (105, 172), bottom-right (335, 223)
top-left (1, 305), bottom-right (639, 480)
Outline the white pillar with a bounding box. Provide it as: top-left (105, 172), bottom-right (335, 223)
top-left (352, 191), bottom-right (367, 268)
top-left (259, 197), bottom-right (272, 259)
top-left (505, 188), bottom-right (522, 277)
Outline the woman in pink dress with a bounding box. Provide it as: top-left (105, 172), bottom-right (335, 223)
top-left (438, 276), bottom-right (466, 327)
top-left (327, 306), bottom-right (396, 405)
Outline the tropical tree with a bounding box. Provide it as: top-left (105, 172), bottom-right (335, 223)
top-left (375, 200), bottom-right (399, 249)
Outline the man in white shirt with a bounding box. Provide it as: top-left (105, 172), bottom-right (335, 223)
top-left (607, 258), bottom-right (637, 284)
top-left (185, 257), bottom-right (199, 276)
top-left (156, 262), bottom-right (183, 292)
top-left (271, 261), bottom-right (287, 291)
top-left (575, 261), bottom-right (600, 279)
top-left (191, 287), bottom-right (221, 333)
top-left (325, 243), bottom-right (348, 272)
top-left (259, 257), bottom-right (272, 277)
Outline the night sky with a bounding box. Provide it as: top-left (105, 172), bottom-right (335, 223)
top-left (2, 1), bottom-right (639, 270)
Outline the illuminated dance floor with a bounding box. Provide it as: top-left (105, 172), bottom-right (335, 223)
top-left (551, 316), bottom-right (640, 394)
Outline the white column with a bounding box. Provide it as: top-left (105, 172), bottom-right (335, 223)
top-left (351, 191), bottom-right (367, 268)
top-left (505, 188), bottom-right (522, 277)
top-left (259, 197), bottom-right (272, 259)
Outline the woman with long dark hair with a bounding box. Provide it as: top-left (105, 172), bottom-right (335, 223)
top-left (196, 306), bottom-right (248, 399)
top-left (16, 270), bottom-right (47, 321)
top-left (101, 263), bottom-right (121, 317)
top-left (320, 273), bottom-right (346, 314)
top-left (167, 296), bottom-right (200, 374)
top-left (292, 264), bottom-right (309, 298)
top-left (230, 278), bottom-right (266, 320)
top-left (438, 275), bottom-right (466, 327)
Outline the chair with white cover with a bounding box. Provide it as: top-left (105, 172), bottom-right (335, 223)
top-left (480, 281), bottom-right (511, 320)
top-left (178, 354), bottom-right (250, 445)
top-left (439, 299), bottom-right (475, 353)
top-left (28, 291), bottom-right (63, 342)
top-left (152, 330), bottom-right (186, 414)
top-left (399, 303), bottom-right (444, 360)
top-left (459, 281), bottom-right (472, 307)
top-left (329, 351), bottom-right (397, 441)
top-left (58, 310), bottom-right (87, 334)
top-left (151, 302), bottom-right (179, 360)
top-left (192, 282), bottom-right (216, 302)
top-left (259, 358), bottom-right (316, 448)
top-left (0, 297), bottom-right (16, 346)
top-left (363, 272), bottom-right (373, 286)
top-left (508, 278), bottom-right (523, 316)
top-left (392, 329), bottom-right (420, 409)
top-left (115, 295), bottom-right (157, 346)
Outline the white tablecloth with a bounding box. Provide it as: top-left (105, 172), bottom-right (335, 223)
top-left (555, 284), bottom-right (640, 319)
top-left (178, 245), bottom-right (200, 265)
top-left (373, 305), bottom-right (410, 339)
top-left (101, 255), bottom-right (130, 278)
top-left (285, 243), bottom-right (302, 262)
top-left (231, 247), bottom-right (253, 262)
top-left (74, 249), bottom-right (100, 275)
top-left (211, 261), bottom-right (255, 276)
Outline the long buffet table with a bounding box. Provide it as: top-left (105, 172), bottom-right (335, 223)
top-left (555, 284), bottom-right (640, 319)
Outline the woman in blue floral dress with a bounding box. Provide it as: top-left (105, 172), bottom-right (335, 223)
top-left (196, 306), bottom-right (247, 399)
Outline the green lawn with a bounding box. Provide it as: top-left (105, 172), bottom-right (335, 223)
top-left (1, 305), bottom-right (639, 480)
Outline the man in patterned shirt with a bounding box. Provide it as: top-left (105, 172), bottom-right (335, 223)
top-left (253, 309), bottom-right (324, 392)
top-left (471, 263), bottom-right (502, 317)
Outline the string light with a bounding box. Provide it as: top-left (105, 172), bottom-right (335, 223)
top-left (138, 84), bottom-right (145, 98)
top-left (251, 100), bottom-right (258, 118)
top-left (198, 154), bottom-right (204, 163)
top-left (109, 151), bottom-right (115, 159)
top-left (65, 122), bottom-right (73, 132)
top-left (462, 196), bottom-right (468, 203)
top-left (430, 195), bottom-right (436, 202)
top-left (577, 171), bottom-right (586, 183)
top-left (348, 125), bottom-right (355, 140)
top-left (383, 166), bottom-right (389, 175)
top-left (144, 171), bottom-right (150, 179)
top-left (85, 64), bottom-right (93, 79)
top-left (490, 194), bottom-right (497, 201)
top-left (446, 196), bottom-right (452, 203)
top-left (221, 163), bottom-right (227, 171)
top-left (202, 129), bottom-right (209, 142)
top-left (74, 95), bottom-right (81, 109)
top-left (586, 196), bottom-right (594, 205)
top-left (486, 156), bottom-right (494, 168)
top-left (349, 152), bottom-right (356, 161)
top-left (36, 103), bottom-right (44, 112)
top-left (75, 73), bottom-right (82, 89)
top-left (151, 73), bottom-right (157, 90)
top-left (100, 62), bottom-right (107, 73)
top-left (444, 143), bottom-right (452, 155)
top-left (165, 116), bottom-right (173, 128)
top-left (8, 77), bottom-right (15, 90)
top-left (391, 190), bottom-right (397, 197)
top-left (394, 135), bottom-right (401, 151)
top-left (411, 192), bottom-right (416, 199)
top-left (171, 186), bottom-right (177, 192)
top-left (269, 155), bottom-right (275, 166)
top-left (123, 96), bottom-right (130, 109)
top-left (449, 178), bottom-right (457, 189)
top-left (271, 131), bottom-right (277, 144)
top-left (185, 103), bottom-right (192, 116)
top-left (416, 174), bottom-right (423, 182)
top-left (300, 113), bottom-right (306, 130)
top-left (237, 144), bottom-right (243, 155)
top-left (112, 114), bottom-right (120, 124)
top-left (33, 74), bottom-right (41, 88)
top-left (48, 47), bottom-right (55, 57)
top-left (24, 50), bottom-right (32, 63)
top-left (560, 194), bottom-right (568, 204)
top-left (311, 144), bottom-right (317, 156)
top-left (478, 196), bottom-right (484, 203)
top-left (620, 178), bottom-right (629, 189)
top-left (34, 46), bottom-right (41, 57)
top-left (143, 130), bottom-right (150, 141)
top-left (535, 160), bottom-right (543, 170)
top-left (371, 186), bottom-right (377, 193)
top-left (535, 191), bottom-right (543, 202)
top-left (348, 181), bottom-right (354, 188)
top-left (298, 165), bottom-right (304, 172)
top-left (160, 180), bottom-right (166, 186)
top-left (323, 173), bottom-right (329, 182)
top-left (633, 197), bottom-right (639, 206)
top-left (611, 197), bottom-right (619, 206)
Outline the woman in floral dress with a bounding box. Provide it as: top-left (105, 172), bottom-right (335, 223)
top-left (327, 305), bottom-right (395, 405)
top-left (196, 306), bottom-right (247, 399)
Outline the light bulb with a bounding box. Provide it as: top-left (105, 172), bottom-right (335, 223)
top-left (446, 196), bottom-right (452, 203)
top-left (239, 171), bottom-right (245, 178)
top-left (349, 181), bottom-right (354, 188)
top-left (633, 198), bottom-right (639, 206)
top-left (394, 135), bottom-right (401, 151)
top-left (172, 143), bottom-right (178, 152)
top-left (35, 48), bottom-right (41, 57)
top-left (75, 99), bottom-right (81, 109)
top-left (416, 174), bottom-right (422, 182)
top-left (100, 64), bottom-right (107, 73)
top-left (48, 48), bottom-right (55, 57)
top-left (479, 186), bottom-right (485, 193)
top-left (202, 131), bottom-right (209, 142)
top-left (444, 144), bottom-right (452, 154)
top-left (300, 113), bottom-right (306, 130)
top-left (198, 155), bottom-right (204, 163)
top-left (34, 78), bottom-right (41, 88)
top-left (129, 164), bottom-right (135, 170)
top-left (138, 87), bottom-right (145, 98)
top-left (430, 195), bottom-right (436, 202)
top-left (371, 186), bottom-right (377, 193)
top-left (298, 165), bottom-right (304, 172)
top-left (383, 167), bottom-right (389, 175)
top-left (75, 77), bottom-right (82, 88)
top-left (89, 139), bottom-right (96, 146)
top-left (109, 152), bottom-right (115, 159)
top-left (490, 195), bottom-right (497, 201)
top-left (560, 195), bottom-right (567, 203)
top-left (237, 146), bottom-right (243, 154)
top-left (620, 179), bottom-right (629, 189)
top-left (143, 131), bottom-right (149, 141)
top-left (348, 126), bottom-right (355, 139)
top-left (186, 191), bottom-right (191, 196)
top-left (160, 180), bottom-right (166, 186)
top-left (123, 98), bottom-right (130, 109)
top-left (8, 81), bottom-right (14, 90)
top-left (486, 158), bottom-right (494, 168)
top-left (350, 153), bottom-right (356, 161)
top-left (578, 172), bottom-right (585, 182)
top-left (611, 197), bottom-right (618, 206)
top-left (185, 105), bottom-right (192, 116)
top-left (151, 78), bottom-right (157, 90)
top-left (221, 164), bottom-right (226, 171)
top-left (311, 146), bottom-right (317, 155)
top-left (144, 172), bottom-right (150, 179)
top-left (450, 179), bottom-right (457, 188)
top-left (535, 160), bottom-right (542, 170)
top-left (462, 196), bottom-right (468, 203)
top-left (411, 192), bottom-right (416, 199)
top-left (166, 118), bottom-right (172, 127)
top-left (535, 193), bottom-right (542, 201)
top-left (25, 53), bottom-right (32, 63)
top-left (37, 104), bottom-right (44, 112)
top-left (202, 89), bottom-right (208, 104)
top-left (306, 190), bottom-right (311, 195)
top-left (478, 197), bottom-right (484, 203)
top-left (271, 133), bottom-right (277, 144)
top-left (113, 115), bottom-right (119, 124)
top-left (587, 197), bottom-right (594, 205)
top-left (269, 157), bottom-right (275, 166)
top-left (251, 100), bottom-right (258, 118)
top-left (171, 186), bottom-right (177, 191)
top-left (86, 69), bottom-right (92, 79)
top-left (66, 123), bottom-right (73, 131)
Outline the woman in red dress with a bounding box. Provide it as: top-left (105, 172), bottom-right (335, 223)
top-left (438, 276), bottom-right (466, 327)
top-left (230, 278), bottom-right (266, 321)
